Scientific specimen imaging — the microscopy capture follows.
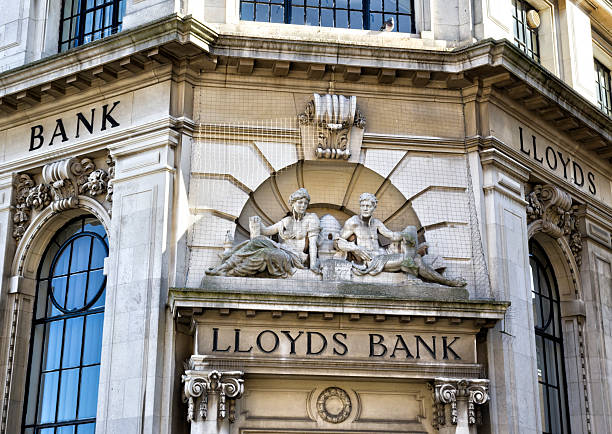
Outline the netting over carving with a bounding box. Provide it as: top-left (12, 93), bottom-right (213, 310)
top-left (188, 92), bottom-right (490, 297)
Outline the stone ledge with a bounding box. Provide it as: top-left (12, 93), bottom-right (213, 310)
top-left (169, 278), bottom-right (509, 319)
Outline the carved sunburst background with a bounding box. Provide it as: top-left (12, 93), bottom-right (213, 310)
top-left (187, 116), bottom-right (490, 296)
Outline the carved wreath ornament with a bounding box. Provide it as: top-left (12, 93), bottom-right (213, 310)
top-left (12, 155), bottom-right (114, 242)
top-left (316, 387), bottom-right (352, 423)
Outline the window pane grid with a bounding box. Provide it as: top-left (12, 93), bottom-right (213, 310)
top-left (511, 0), bottom-right (540, 62)
top-left (241, 0), bottom-right (414, 32)
top-left (530, 241), bottom-right (569, 434)
top-left (595, 59), bottom-right (611, 117)
top-left (59, 0), bottom-right (126, 52)
top-left (23, 217), bottom-right (107, 434)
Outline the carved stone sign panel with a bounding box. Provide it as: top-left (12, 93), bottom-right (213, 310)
top-left (196, 324), bottom-right (477, 364)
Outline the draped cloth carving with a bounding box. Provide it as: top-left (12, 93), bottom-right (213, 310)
top-left (182, 370), bottom-right (245, 424)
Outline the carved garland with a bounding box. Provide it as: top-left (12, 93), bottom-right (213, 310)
top-left (182, 370), bottom-right (244, 424)
top-left (526, 184), bottom-right (583, 268)
top-left (12, 155), bottom-right (114, 242)
top-left (432, 379), bottom-right (489, 429)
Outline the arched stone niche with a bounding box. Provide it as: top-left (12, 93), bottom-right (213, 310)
top-left (234, 161), bottom-right (422, 244)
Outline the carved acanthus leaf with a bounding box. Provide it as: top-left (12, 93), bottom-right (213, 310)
top-left (182, 370), bottom-right (244, 424)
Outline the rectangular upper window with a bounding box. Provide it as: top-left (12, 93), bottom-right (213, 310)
top-left (239, 0), bottom-right (415, 33)
top-left (59, 0), bottom-right (126, 52)
top-left (594, 59), bottom-right (611, 117)
top-left (511, 0), bottom-right (540, 63)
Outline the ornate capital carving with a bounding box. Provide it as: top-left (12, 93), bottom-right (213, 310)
top-left (432, 378), bottom-right (489, 429)
top-left (11, 154), bottom-right (114, 242)
top-left (182, 370), bottom-right (244, 424)
top-left (299, 93), bottom-right (365, 160)
top-left (526, 183), bottom-right (583, 268)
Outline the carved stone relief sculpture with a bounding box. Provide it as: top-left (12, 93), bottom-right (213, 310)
top-left (526, 183), bottom-right (583, 268)
top-left (206, 188), bottom-right (321, 277)
top-left (11, 154), bottom-right (114, 242)
top-left (205, 189), bottom-right (466, 288)
top-left (298, 93), bottom-right (365, 160)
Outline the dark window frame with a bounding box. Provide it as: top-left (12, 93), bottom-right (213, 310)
top-left (511, 0), bottom-right (540, 62)
top-left (529, 240), bottom-right (571, 434)
top-left (239, 0), bottom-right (416, 34)
top-left (59, 0), bottom-right (126, 53)
top-left (594, 58), bottom-right (611, 117)
top-left (22, 216), bottom-right (108, 434)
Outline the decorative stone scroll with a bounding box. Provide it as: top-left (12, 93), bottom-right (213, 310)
top-left (526, 183), bottom-right (583, 267)
top-left (432, 378), bottom-right (489, 429)
top-left (182, 370), bottom-right (244, 423)
top-left (11, 154), bottom-right (114, 242)
top-left (298, 93), bottom-right (365, 160)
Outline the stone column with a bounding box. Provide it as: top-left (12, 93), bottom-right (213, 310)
top-left (432, 378), bottom-right (489, 434)
top-left (182, 370), bottom-right (245, 434)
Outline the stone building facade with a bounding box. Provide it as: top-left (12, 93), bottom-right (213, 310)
top-left (0, 0), bottom-right (610, 433)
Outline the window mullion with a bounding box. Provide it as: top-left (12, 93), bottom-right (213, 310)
top-left (363, 0), bottom-right (370, 30)
top-left (78, 0), bottom-right (88, 47)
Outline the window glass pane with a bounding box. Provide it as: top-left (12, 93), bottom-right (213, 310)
top-left (241, 2), bottom-right (254, 20)
top-left (86, 0), bottom-right (94, 8)
top-left (255, 4), bottom-right (269, 21)
top-left (38, 371), bottom-right (59, 423)
top-left (386, 0), bottom-right (397, 12)
top-left (92, 288), bottom-right (106, 309)
top-left (548, 387), bottom-right (561, 433)
top-left (58, 425), bottom-right (76, 434)
top-left (540, 294), bottom-right (551, 331)
top-left (54, 248), bottom-right (71, 276)
top-left (398, 0), bottom-right (411, 13)
top-left (78, 365), bottom-right (100, 418)
top-left (36, 280), bottom-right (49, 318)
top-left (62, 317), bottom-right (84, 368)
top-left (350, 10), bottom-right (362, 28)
top-left (271, 4), bottom-right (284, 22)
top-left (57, 368), bottom-right (80, 421)
top-left (370, 0), bottom-right (381, 10)
top-left (321, 8), bottom-right (333, 26)
top-left (51, 276), bottom-right (68, 309)
top-left (82, 313), bottom-right (104, 365)
top-left (77, 423), bottom-right (96, 434)
top-left (70, 237), bottom-right (92, 273)
top-left (335, 9), bottom-right (347, 28)
top-left (87, 269), bottom-right (105, 305)
top-left (545, 339), bottom-right (558, 387)
top-left (43, 320), bottom-right (64, 371)
top-left (370, 12), bottom-right (382, 30)
top-left (66, 272), bottom-right (88, 311)
top-left (306, 7), bottom-right (318, 25)
top-left (39, 428), bottom-right (55, 434)
top-left (397, 14), bottom-right (412, 32)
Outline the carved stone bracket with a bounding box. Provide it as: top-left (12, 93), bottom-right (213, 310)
top-left (11, 154), bottom-right (115, 242)
top-left (182, 369), bottom-right (244, 424)
top-left (526, 183), bottom-right (583, 268)
top-left (299, 93), bottom-right (365, 160)
top-left (432, 378), bottom-right (489, 429)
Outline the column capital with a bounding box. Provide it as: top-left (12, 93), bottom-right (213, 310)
top-left (432, 378), bottom-right (489, 428)
top-left (182, 369), bottom-right (245, 424)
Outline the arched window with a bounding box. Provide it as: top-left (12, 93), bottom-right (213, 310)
top-left (529, 240), bottom-right (570, 434)
top-left (23, 216), bottom-right (108, 434)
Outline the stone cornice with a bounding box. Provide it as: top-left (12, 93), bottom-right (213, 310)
top-left (169, 286), bottom-right (510, 320)
top-left (0, 15), bottom-right (609, 165)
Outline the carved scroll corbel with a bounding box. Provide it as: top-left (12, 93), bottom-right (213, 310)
top-left (11, 154), bottom-right (115, 243)
top-left (182, 369), bottom-right (244, 424)
top-left (526, 183), bottom-right (584, 268)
